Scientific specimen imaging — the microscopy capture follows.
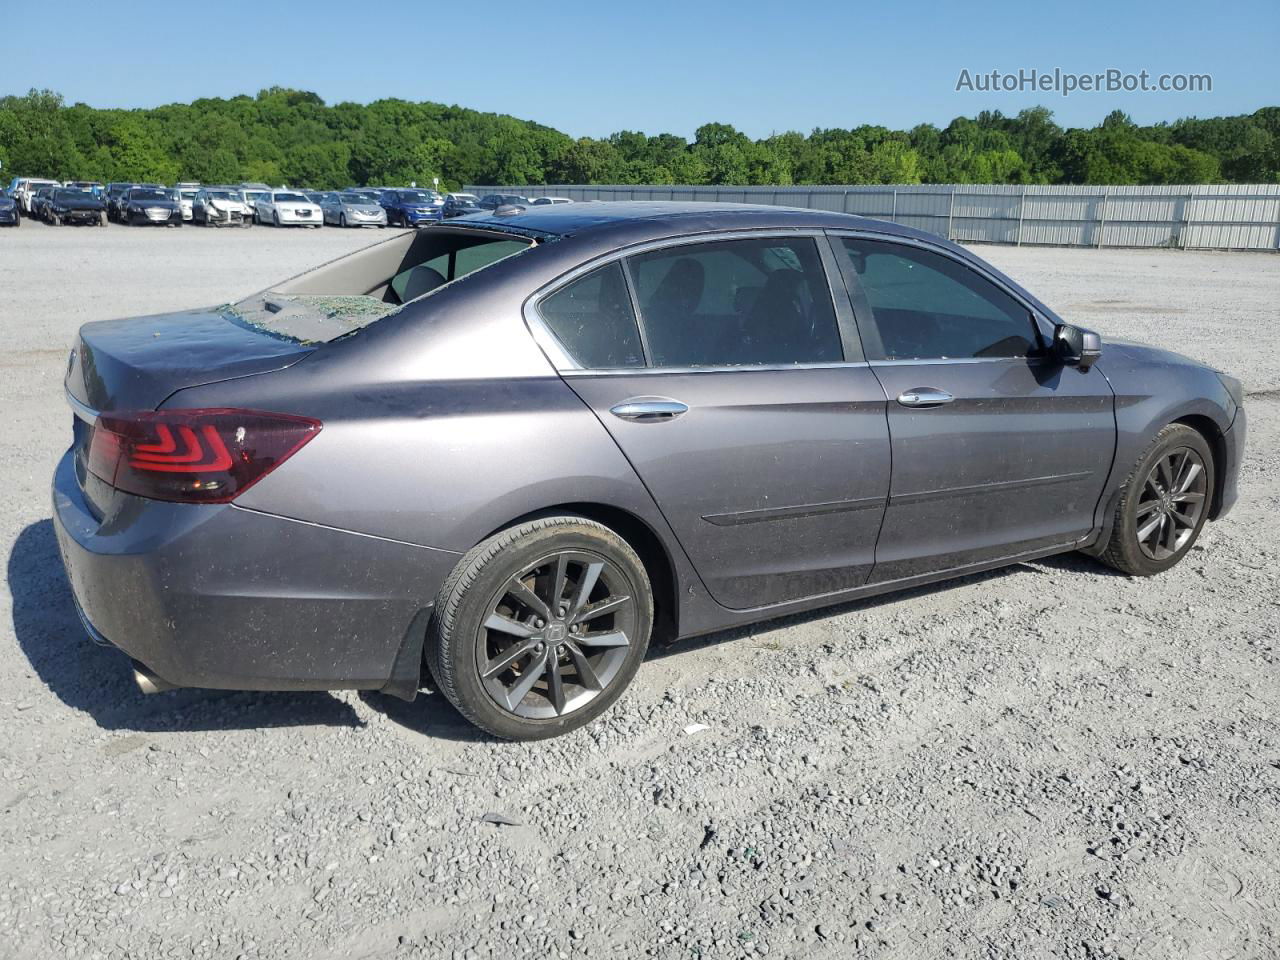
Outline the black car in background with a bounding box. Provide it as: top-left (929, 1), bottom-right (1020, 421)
top-left (478, 193), bottom-right (529, 210)
top-left (45, 189), bottom-right (107, 226)
top-left (0, 190), bottom-right (19, 227)
top-left (30, 185), bottom-right (60, 221)
top-left (121, 187), bottom-right (183, 226)
top-left (442, 195), bottom-right (483, 218)
top-left (104, 183), bottom-right (138, 222)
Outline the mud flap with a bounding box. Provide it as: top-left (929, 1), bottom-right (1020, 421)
top-left (379, 606), bottom-right (433, 701)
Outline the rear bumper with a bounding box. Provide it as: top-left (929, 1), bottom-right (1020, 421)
top-left (52, 450), bottom-right (460, 694)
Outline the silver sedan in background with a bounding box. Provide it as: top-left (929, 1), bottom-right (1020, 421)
top-left (320, 191), bottom-right (388, 228)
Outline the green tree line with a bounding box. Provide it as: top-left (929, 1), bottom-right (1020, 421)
top-left (2, 88), bottom-right (1277, 189)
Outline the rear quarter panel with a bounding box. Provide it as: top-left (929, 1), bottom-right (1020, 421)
top-left (162, 267), bottom-right (712, 628)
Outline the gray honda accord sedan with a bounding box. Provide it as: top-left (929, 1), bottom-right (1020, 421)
top-left (53, 202), bottom-right (1246, 739)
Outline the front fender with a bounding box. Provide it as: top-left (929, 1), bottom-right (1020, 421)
top-left (1083, 340), bottom-right (1237, 553)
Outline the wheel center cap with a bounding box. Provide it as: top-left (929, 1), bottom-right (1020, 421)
top-left (545, 622), bottom-right (567, 642)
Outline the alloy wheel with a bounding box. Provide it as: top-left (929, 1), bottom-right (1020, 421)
top-left (475, 551), bottom-right (636, 720)
top-left (1134, 446), bottom-right (1207, 561)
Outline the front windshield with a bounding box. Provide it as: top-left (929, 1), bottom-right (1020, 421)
top-left (340, 193), bottom-right (373, 204)
top-left (130, 189), bottom-right (168, 201)
top-left (55, 190), bottom-right (91, 202)
top-left (245, 191), bottom-right (268, 201)
top-left (399, 191), bottom-right (436, 202)
top-left (274, 192), bottom-right (308, 202)
top-left (208, 190), bottom-right (238, 200)
top-left (180, 190), bottom-right (198, 200)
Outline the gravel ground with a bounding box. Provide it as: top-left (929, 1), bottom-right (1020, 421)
top-left (1, 225), bottom-right (1277, 960)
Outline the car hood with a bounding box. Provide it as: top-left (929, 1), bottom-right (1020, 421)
top-left (342, 203), bottom-right (383, 213)
top-left (1099, 338), bottom-right (1209, 373)
top-left (129, 198), bottom-right (177, 209)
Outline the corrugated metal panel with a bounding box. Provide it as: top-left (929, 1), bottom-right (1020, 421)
top-left (469, 184), bottom-right (1280, 251)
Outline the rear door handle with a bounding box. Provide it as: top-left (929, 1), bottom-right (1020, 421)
top-left (609, 398), bottom-right (689, 422)
top-left (896, 387), bottom-right (954, 408)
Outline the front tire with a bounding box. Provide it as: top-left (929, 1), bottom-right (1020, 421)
top-left (427, 517), bottom-right (653, 740)
top-left (1096, 423), bottom-right (1214, 576)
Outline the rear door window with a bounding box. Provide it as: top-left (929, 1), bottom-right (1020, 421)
top-left (625, 236), bottom-right (843, 367)
top-left (538, 262), bottom-right (645, 369)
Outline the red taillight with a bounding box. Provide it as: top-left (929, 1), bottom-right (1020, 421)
top-left (87, 408), bottom-right (321, 503)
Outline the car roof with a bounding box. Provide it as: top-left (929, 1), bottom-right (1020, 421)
top-left (455, 200), bottom-right (932, 244)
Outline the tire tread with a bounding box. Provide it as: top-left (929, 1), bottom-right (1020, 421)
top-left (1097, 423), bottom-right (1210, 576)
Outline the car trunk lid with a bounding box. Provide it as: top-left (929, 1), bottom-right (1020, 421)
top-left (66, 309), bottom-right (314, 517)
top-left (67, 308), bottom-right (313, 412)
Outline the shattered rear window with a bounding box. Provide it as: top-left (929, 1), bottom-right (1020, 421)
top-left (222, 295), bottom-right (400, 343)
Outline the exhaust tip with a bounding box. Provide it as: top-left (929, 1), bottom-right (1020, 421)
top-left (131, 661), bottom-right (178, 695)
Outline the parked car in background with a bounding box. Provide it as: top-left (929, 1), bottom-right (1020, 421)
top-left (104, 183), bottom-right (137, 222)
top-left (45, 188), bottom-right (107, 226)
top-left (320, 191), bottom-right (388, 227)
top-left (65, 181), bottom-right (105, 197)
top-left (441, 194), bottom-right (483, 218)
top-left (239, 185), bottom-right (272, 219)
top-left (478, 193), bottom-right (529, 210)
top-left (108, 183), bottom-right (166, 222)
top-left (30, 185), bottom-right (60, 221)
top-left (121, 186), bottom-right (183, 226)
top-left (530, 196), bottom-right (573, 205)
top-left (192, 187), bottom-right (251, 227)
top-left (379, 189), bottom-right (443, 227)
top-left (175, 186), bottom-right (200, 222)
top-left (15, 178), bottom-right (60, 216)
top-left (255, 190), bottom-right (323, 227)
top-left (0, 191), bottom-right (19, 227)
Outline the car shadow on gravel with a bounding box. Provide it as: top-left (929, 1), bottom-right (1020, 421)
top-left (646, 552), bottom-right (1126, 660)
top-left (356, 690), bottom-right (493, 743)
top-left (8, 520), bottom-right (363, 732)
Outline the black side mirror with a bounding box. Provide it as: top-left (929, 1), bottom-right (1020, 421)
top-left (1053, 323), bottom-right (1102, 370)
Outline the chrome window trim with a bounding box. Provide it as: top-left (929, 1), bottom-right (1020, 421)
top-left (869, 355), bottom-right (1051, 367)
top-left (523, 228), bottom-right (867, 375)
top-left (560, 359), bottom-right (872, 379)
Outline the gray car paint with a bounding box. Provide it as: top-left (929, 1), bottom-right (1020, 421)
top-left (53, 203), bottom-right (1246, 699)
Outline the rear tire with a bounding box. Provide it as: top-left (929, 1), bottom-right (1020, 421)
top-left (1095, 423), bottom-right (1214, 576)
top-left (427, 517), bottom-right (653, 740)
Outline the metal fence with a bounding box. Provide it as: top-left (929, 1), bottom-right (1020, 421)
top-left (466, 183), bottom-right (1280, 251)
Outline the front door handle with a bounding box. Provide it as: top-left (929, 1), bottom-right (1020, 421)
top-left (609, 398), bottom-right (689, 422)
top-left (897, 387), bottom-right (954, 408)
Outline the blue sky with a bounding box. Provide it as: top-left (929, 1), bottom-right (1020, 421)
top-left (2, 0), bottom-right (1275, 137)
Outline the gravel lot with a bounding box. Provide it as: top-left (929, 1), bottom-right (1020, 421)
top-left (1, 225), bottom-right (1277, 960)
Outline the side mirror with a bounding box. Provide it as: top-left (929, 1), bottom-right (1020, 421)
top-left (1053, 323), bottom-right (1102, 370)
